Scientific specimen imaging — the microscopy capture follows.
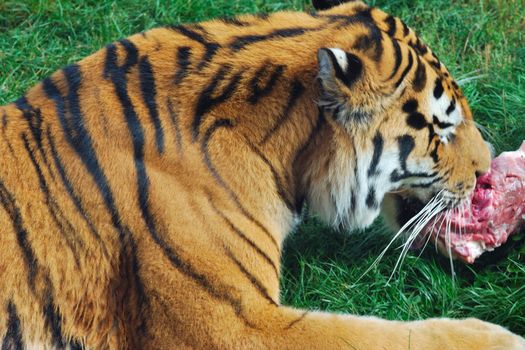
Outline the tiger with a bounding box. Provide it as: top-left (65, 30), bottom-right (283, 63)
top-left (0, 0), bottom-right (524, 349)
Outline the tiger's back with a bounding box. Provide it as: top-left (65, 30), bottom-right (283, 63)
top-left (1, 1), bottom-right (524, 349)
top-left (0, 9), bottom-right (333, 348)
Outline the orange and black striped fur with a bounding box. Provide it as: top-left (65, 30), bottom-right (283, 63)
top-left (1, 0), bottom-right (524, 349)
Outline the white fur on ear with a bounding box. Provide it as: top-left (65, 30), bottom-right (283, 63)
top-left (327, 48), bottom-right (348, 72)
top-left (317, 48), bottom-right (368, 125)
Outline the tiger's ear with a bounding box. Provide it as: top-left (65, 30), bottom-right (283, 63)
top-left (317, 48), bottom-right (365, 118)
top-left (312, 0), bottom-right (353, 11)
top-left (318, 48), bottom-right (363, 90)
top-left (318, 48), bottom-right (384, 125)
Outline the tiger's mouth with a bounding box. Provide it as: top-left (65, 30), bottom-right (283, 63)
top-left (382, 191), bottom-right (467, 260)
top-left (388, 193), bottom-right (428, 228)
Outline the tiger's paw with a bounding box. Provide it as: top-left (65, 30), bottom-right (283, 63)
top-left (407, 318), bottom-right (525, 350)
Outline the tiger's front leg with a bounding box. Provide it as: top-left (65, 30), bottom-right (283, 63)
top-left (136, 239), bottom-right (524, 350)
top-left (247, 308), bottom-right (525, 350)
top-left (140, 290), bottom-right (525, 349)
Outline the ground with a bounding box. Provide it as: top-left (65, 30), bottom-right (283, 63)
top-left (1, 0), bottom-right (524, 336)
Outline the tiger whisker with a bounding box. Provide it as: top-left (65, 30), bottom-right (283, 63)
top-left (434, 205), bottom-right (448, 252)
top-left (354, 191), bottom-right (444, 285)
top-left (388, 197), bottom-right (446, 282)
top-left (445, 208), bottom-right (456, 281)
top-left (416, 203), bottom-right (444, 259)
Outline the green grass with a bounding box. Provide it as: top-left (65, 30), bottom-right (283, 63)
top-left (1, 0), bottom-right (524, 336)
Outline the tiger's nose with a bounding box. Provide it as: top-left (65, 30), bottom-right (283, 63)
top-left (474, 141), bottom-right (493, 179)
top-left (475, 170), bottom-right (485, 179)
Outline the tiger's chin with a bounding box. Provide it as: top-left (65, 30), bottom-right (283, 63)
top-left (381, 189), bottom-right (470, 231)
top-left (381, 190), bottom-right (472, 260)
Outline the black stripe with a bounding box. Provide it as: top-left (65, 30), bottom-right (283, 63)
top-left (394, 48), bottom-right (414, 88)
top-left (385, 15), bottom-right (396, 36)
top-left (170, 25), bottom-right (209, 45)
top-left (323, 8), bottom-right (376, 28)
top-left (426, 123), bottom-right (436, 147)
top-left (42, 288), bottom-right (65, 348)
top-left (230, 28), bottom-right (310, 52)
top-left (207, 195), bottom-right (279, 277)
top-left (407, 112), bottom-right (427, 130)
top-left (0, 180), bottom-right (38, 289)
top-left (192, 66), bottom-right (243, 141)
top-left (248, 63), bottom-right (286, 105)
top-left (430, 60), bottom-right (441, 70)
top-left (401, 20), bottom-right (409, 37)
top-left (433, 115), bottom-right (454, 129)
top-left (284, 311), bottom-right (308, 330)
top-left (45, 127), bottom-right (106, 251)
top-left (105, 43), bottom-right (161, 295)
top-left (291, 108), bottom-right (325, 209)
top-left (409, 176), bottom-right (442, 189)
top-left (44, 67), bottom-right (118, 220)
top-left (245, 140), bottom-right (295, 212)
top-left (220, 16), bottom-right (250, 26)
top-left (397, 134), bottom-right (415, 171)
top-left (312, 0), bottom-right (351, 11)
top-left (224, 246), bottom-right (278, 306)
top-left (344, 52), bottom-right (364, 88)
top-left (106, 39), bottom-right (250, 328)
top-left (21, 133), bottom-right (82, 267)
top-left (350, 191), bottom-right (357, 213)
top-left (414, 37), bottom-right (428, 55)
top-left (1, 111), bottom-right (6, 130)
top-left (402, 99), bottom-right (418, 113)
top-left (367, 132), bottom-right (384, 176)
top-left (139, 56), bottom-right (165, 154)
top-left (102, 39), bottom-right (149, 244)
top-left (0, 111), bottom-right (16, 158)
top-left (429, 137), bottom-right (440, 163)
top-left (2, 301), bottom-right (23, 350)
top-left (167, 98), bottom-right (183, 154)
top-left (445, 99), bottom-right (456, 115)
top-left (42, 47), bottom-right (149, 336)
top-left (387, 38), bottom-right (402, 80)
top-left (433, 78), bottom-right (444, 99)
top-left (413, 55), bottom-right (427, 92)
top-left (174, 46), bottom-right (191, 85)
top-left (202, 119), bottom-right (279, 250)
top-left (352, 30), bottom-right (383, 61)
top-left (352, 25), bottom-right (384, 61)
top-left (43, 75), bottom-right (121, 235)
top-left (170, 26), bottom-right (219, 70)
top-left (255, 12), bottom-right (270, 21)
top-left (350, 138), bottom-right (359, 214)
top-left (68, 341), bottom-right (83, 350)
top-left (291, 108), bottom-right (325, 168)
top-left (260, 79), bottom-right (305, 145)
top-left (323, 49), bottom-right (349, 86)
top-left (391, 169), bottom-right (437, 182)
top-left (15, 97), bottom-right (55, 181)
top-left (365, 186), bottom-right (377, 208)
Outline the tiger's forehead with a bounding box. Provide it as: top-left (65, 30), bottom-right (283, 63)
top-left (362, 6), bottom-right (470, 119)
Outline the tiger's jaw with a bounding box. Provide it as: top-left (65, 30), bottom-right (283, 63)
top-left (299, 123), bottom-right (405, 230)
top-left (381, 188), bottom-right (473, 260)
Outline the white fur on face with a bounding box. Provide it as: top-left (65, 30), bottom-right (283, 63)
top-left (307, 137), bottom-right (400, 230)
top-left (428, 90), bottom-right (463, 144)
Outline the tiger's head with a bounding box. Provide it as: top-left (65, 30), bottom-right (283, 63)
top-left (301, 0), bottom-right (491, 232)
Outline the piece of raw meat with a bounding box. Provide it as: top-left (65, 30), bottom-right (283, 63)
top-left (424, 141), bottom-right (525, 263)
